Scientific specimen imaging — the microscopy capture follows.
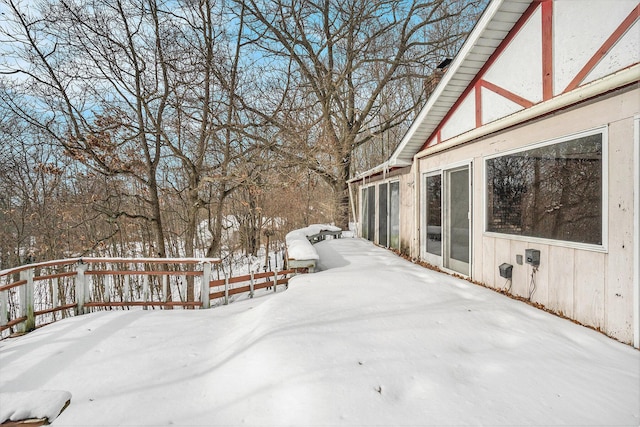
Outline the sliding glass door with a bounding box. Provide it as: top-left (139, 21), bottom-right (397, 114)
top-left (444, 166), bottom-right (470, 275)
top-left (389, 181), bottom-right (400, 250)
top-left (423, 164), bottom-right (471, 276)
top-left (425, 174), bottom-right (442, 257)
top-left (378, 183), bottom-right (388, 247)
top-left (362, 186), bottom-right (376, 241)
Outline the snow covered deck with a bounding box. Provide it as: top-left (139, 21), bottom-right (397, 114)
top-left (0, 238), bottom-right (638, 425)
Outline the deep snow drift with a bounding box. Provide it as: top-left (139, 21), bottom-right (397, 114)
top-left (1, 238), bottom-right (638, 426)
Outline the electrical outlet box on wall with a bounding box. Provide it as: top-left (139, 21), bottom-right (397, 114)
top-left (525, 249), bottom-right (540, 267)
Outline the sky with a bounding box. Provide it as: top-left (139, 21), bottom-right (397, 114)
top-left (1, 237), bottom-right (639, 426)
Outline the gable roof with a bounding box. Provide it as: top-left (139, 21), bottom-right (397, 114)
top-left (352, 0), bottom-right (639, 182)
top-left (388, 0), bottom-right (532, 168)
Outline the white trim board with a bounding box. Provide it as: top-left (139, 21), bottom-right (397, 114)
top-left (634, 115), bottom-right (639, 349)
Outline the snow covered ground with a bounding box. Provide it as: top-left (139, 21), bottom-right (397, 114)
top-left (1, 238), bottom-right (638, 426)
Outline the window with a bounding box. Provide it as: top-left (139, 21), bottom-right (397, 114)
top-left (389, 182), bottom-right (400, 250)
top-left (361, 186), bottom-right (376, 241)
top-left (486, 130), bottom-right (604, 245)
top-left (425, 174), bottom-right (442, 255)
top-left (378, 183), bottom-right (388, 247)
top-left (362, 182), bottom-right (400, 248)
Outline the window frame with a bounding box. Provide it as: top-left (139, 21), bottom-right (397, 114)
top-left (483, 126), bottom-right (608, 252)
top-left (423, 170), bottom-right (443, 258)
top-left (360, 180), bottom-right (400, 248)
top-left (388, 180), bottom-right (401, 250)
top-left (378, 182), bottom-right (389, 247)
top-left (360, 184), bottom-right (376, 241)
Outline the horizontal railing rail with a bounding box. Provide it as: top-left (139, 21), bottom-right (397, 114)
top-left (1, 257), bottom-right (297, 339)
top-left (208, 269), bottom-right (295, 304)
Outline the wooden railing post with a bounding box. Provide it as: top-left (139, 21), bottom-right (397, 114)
top-left (142, 275), bottom-right (150, 310)
top-left (162, 275), bottom-right (168, 303)
top-left (105, 263), bottom-right (111, 304)
top-left (224, 275), bottom-right (229, 305)
top-left (76, 262), bottom-right (88, 315)
top-left (52, 276), bottom-right (59, 316)
top-left (249, 271), bottom-right (255, 298)
top-left (201, 262), bottom-right (211, 309)
top-left (18, 268), bottom-right (35, 333)
top-left (0, 289), bottom-right (7, 329)
top-left (273, 270), bottom-right (278, 293)
top-left (123, 275), bottom-right (130, 303)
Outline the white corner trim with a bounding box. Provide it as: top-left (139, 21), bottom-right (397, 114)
top-left (634, 115), bottom-right (639, 349)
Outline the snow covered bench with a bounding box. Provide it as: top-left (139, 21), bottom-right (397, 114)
top-left (285, 230), bottom-right (320, 273)
top-left (306, 229), bottom-right (342, 244)
top-left (285, 224), bottom-right (341, 273)
top-left (0, 390), bottom-right (71, 426)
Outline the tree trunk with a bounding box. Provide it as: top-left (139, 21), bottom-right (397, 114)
top-left (184, 184), bottom-right (199, 303)
top-left (206, 191), bottom-right (227, 259)
top-left (333, 150), bottom-right (352, 230)
top-left (147, 169), bottom-right (172, 305)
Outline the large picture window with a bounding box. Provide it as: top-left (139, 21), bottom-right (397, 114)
top-left (486, 130), bottom-right (604, 245)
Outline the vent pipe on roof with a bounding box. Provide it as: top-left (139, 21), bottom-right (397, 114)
top-left (425, 58), bottom-right (452, 100)
top-left (437, 58), bottom-right (452, 70)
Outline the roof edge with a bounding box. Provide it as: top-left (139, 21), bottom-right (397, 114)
top-left (389, 0), bottom-right (509, 164)
top-left (348, 158), bottom-right (412, 183)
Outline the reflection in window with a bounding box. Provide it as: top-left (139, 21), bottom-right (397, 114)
top-left (361, 187), bottom-right (370, 240)
top-left (426, 174), bottom-right (442, 255)
top-left (366, 186), bottom-right (376, 242)
top-left (389, 182), bottom-right (400, 250)
top-left (360, 186), bottom-right (377, 242)
top-left (448, 168), bottom-right (469, 263)
top-left (486, 132), bottom-right (603, 245)
top-left (379, 183), bottom-right (388, 247)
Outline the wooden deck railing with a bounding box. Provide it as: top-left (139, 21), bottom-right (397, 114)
top-left (209, 270), bottom-right (295, 304)
top-left (0, 257), bottom-right (295, 339)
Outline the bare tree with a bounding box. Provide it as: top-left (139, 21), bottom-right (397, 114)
top-left (236, 0), bottom-right (483, 228)
top-left (0, 0), bottom-right (485, 272)
top-left (0, 98), bottom-right (122, 266)
top-left (0, 0), bottom-right (176, 262)
top-left (1, 0), bottom-right (247, 255)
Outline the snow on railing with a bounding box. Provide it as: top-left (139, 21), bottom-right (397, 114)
top-left (0, 257), bottom-right (220, 339)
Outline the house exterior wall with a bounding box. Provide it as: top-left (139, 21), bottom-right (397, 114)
top-left (350, 0), bottom-right (639, 346)
top-left (415, 86), bottom-right (638, 344)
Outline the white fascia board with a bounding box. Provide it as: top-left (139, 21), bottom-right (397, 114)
top-left (348, 161), bottom-right (390, 183)
top-left (348, 157), bottom-right (413, 183)
top-left (388, 158), bottom-right (412, 168)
